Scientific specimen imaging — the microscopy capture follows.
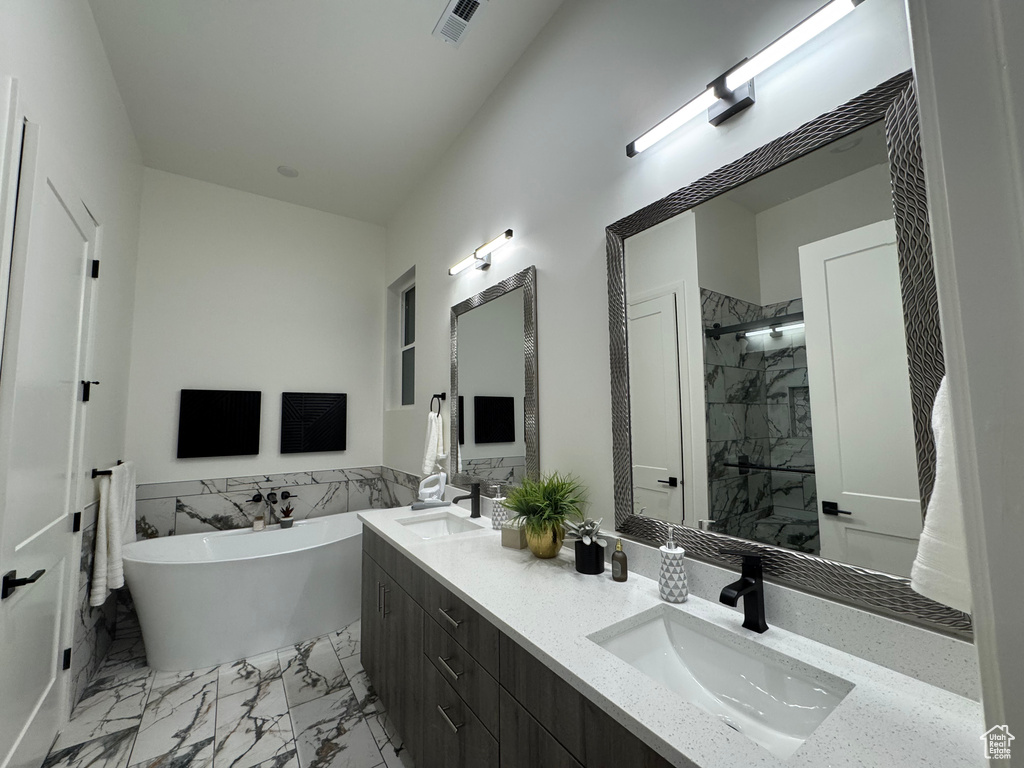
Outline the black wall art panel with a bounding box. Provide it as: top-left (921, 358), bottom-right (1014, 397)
top-left (474, 396), bottom-right (515, 444)
top-left (281, 392), bottom-right (347, 453)
top-left (177, 389), bottom-right (261, 459)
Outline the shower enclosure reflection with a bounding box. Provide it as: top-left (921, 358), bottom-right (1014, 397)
top-left (624, 121), bottom-right (925, 577)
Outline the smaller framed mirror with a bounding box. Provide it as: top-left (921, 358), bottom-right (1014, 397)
top-left (450, 266), bottom-right (538, 493)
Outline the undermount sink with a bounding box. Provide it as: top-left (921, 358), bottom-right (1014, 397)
top-left (590, 605), bottom-right (853, 760)
top-left (397, 511), bottom-right (484, 539)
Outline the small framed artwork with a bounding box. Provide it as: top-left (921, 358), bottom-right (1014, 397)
top-left (281, 392), bottom-right (347, 453)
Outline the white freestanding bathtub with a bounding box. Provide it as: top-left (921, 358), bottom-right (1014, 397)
top-left (123, 514), bottom-right (362, 671)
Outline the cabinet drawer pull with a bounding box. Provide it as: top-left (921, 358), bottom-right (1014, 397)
top-left (438, 607), bottom-right (462, 629)
top-left (376, 582), bottom-right (382, 613)
top-left (382, 586), bottom-right (389, 619)
top-left (436, 705), bottom-right (463, 734)
top-left (437, 656), bottom-right (462, 681)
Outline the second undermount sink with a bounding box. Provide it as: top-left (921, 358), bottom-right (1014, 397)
top-left (590, 605), bottom-right (853, 760)
top-left (397, 511), bottom-right (484, 539)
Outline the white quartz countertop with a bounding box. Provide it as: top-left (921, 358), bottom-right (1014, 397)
top-left (358, 506), bottom-right (984, 768)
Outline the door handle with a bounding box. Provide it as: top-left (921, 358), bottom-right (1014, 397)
top-left (656, 477), bottom-right (678, 488)
top-left (822, 501), bottom-right (852, 517)
top-left (437, 705), bottom-right (463, 734)
top-left (2, 569), bottom-right (45, 600)
top-left (376, 582), bottom-right (382, 613)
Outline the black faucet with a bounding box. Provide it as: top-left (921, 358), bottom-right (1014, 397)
top-left (452, 482), bottom-right (481, 519)
top-left (719, 549), bottom-right (769, 633)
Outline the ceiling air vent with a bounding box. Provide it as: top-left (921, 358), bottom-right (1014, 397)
top-left (432, 0), bottom-right (486, 48)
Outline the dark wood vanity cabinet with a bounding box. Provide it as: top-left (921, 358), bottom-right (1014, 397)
top-left (361, 528), bottom-right (677, 768)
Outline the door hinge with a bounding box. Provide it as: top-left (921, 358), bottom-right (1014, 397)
top-left (72, 511), bottom-right (82, 533)
top-left (81, 381), bottom-right (99, 402)
top-left (62, 648), bottom-right (72, 671)
top-left (91, 260), bottom-right (100, 279)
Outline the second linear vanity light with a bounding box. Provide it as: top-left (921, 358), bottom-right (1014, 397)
top-left (627, 0), bottom-right (862, 157)
top-left (448, 229), bottom-right (514, 275)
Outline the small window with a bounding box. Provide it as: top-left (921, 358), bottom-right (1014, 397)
top-left (401, 284), bottom-right (415, 405)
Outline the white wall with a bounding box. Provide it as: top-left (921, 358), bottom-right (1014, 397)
top-left (756, 163), bottom-right (894, 303)
top-left (126, 169), bottom-right (385, 484)
top-left (0, 0), bottom-right (143, 506)
top-left (908, 0), bottom-right (1024, 737)
top-left (694, 197), bottom-right (760, 304)
top-left (457, 288), bottom-right (526, 461)
top-left (383, 0), bottom-right (913, 523)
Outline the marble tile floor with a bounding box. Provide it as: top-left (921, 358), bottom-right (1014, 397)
top-left (42, 620), bottom-right (415, 768)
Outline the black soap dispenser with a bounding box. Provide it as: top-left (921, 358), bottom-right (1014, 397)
top-left (612, 538), bottom-right (628, 582)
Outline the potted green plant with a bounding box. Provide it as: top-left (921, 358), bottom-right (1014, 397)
top-left (505, 473), bottom-right (586, 559)
top-left (279, 504), bottom-right (295, 529)
top-left (564, 517), bottom-right (607, 574)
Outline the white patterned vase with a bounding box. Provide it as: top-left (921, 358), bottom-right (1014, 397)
top-left (659, 545), bottom-right (689, 603)
top-left (491, 498), bottom-right (508, 530)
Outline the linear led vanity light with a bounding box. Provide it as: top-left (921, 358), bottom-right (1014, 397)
top-left (741, 322), bottom-right (805, 340)
top-left (449, 229), bottom-right (514, 276)
top-left (627, 0), bottom-right (860, 157)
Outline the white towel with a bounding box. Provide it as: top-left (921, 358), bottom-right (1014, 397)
top-left (421, 412), bottom-right (447, 475)
top-left (910, 378), bottom-right (972, 614)
top-left (90, 461), bottom-right (137, 607)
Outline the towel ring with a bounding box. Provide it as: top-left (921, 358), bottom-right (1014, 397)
top-left (430, 393), bottom-right (446, 415)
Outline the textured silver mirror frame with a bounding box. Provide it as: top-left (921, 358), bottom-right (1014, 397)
top-left (451, 265), bottom-right (539, 495)
top-left (606, 72), bottom-right (971, 637)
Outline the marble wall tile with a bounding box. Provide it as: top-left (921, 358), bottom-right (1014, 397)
top-left (706, 404), bottom-right (745, 442)
top-left (803, 475), bottom-right (818, 513)
top-left (766, 367), bottom-right (809, 403)
top-left (380, 466), bottom-right (419, 489)
top-left (347, 476), bottom-right (393, 512)
top-left (136, 498), bottom-right (176, 540)
top-left (771, 472), bottom-right (805, 510)
top-left (277, 482), bottom-right (348, 522)
top-left (790, 385), bottom-right (812, 437)
top-left (704, 365), bottom-right (726, 403)
top-left (747, 471), bottom-right (772, 511)
top-left (744, 404), bottom-right (768, 440)
top-left (709, 476), bottom-right (748, 519)
top-left (723, 367), bottom-right (765, 404)
top-left (766, 404), bottom-right (791, 439)
top-left (754, 516), bottom-right (820, 554)
top-left (136, 480), bottom-right (224, 501)
top-left (382, 481), bottom-right (417, 508)
top-left (224, 474), bottom-right (317, 492)
top-left (763, 298), bottom-right (803, 318)
top-left (175, 492), bottom-right (264, 535)
top-left (769, 438), bottom-right (816, 470)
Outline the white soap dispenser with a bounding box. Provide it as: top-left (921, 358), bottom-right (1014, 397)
top-left (659, 531), bottom-right (688, 603)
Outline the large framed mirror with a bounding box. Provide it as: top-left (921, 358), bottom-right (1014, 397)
top-left (451, 266), bottom-right (538, 494)
top-left (607, 72), bottom-right (970, 636)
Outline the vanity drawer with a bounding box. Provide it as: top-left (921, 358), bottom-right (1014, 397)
top-left (500, 688), bottom-right (583, 768)
top-left (423, 576), bottom-right (499, 676)
top-left (423, 613), bottom-right (499, 738)
top-left (420, 663), bottom-right (498, 768)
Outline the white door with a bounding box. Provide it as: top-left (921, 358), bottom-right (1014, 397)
top-left (799, 219), bottom-right (923, 577)
top-left (628, 294), bottom-right (684, 524)
top-left (0, 112), bottom-right (95, 768)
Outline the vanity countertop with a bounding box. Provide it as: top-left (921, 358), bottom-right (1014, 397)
top-left (358, 505), bottom-right (983, 768)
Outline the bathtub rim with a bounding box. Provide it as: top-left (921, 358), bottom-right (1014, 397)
top-left (123, 514), bottom-right (362, 567)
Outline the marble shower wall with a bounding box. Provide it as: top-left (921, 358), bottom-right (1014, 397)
top-left (72, 501), bottom-right (118, 708)
top-left (135, 466), bottom-right (420, 539)
top-left (701, 290), bottom-right (819, 554)
top-left (702, 289), bottom-right (772, 540)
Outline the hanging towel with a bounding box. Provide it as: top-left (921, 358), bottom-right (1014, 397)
top-left (90, 461), bottom-right (137, 608)
top-left (422, 412), bottom-right (447, 475)
top-left (910, 378), bottom-right (972, 614)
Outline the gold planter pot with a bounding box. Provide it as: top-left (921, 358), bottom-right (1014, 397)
top-left (525, 524), bottom-right (565, 559)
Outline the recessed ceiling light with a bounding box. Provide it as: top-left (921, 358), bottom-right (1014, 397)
top-left (277, 165), bottom-right (299, 178)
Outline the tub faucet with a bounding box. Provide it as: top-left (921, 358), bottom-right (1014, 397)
top-left (452, 483), bottom-right (481, 518)
top-left (719, 549), bottom-right (768, 633)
